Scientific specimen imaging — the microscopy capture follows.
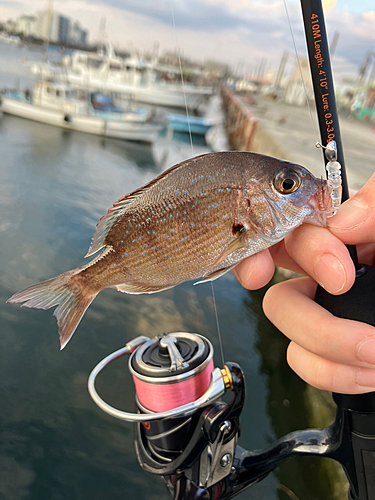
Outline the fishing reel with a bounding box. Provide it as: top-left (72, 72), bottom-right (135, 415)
top-left (88, 331), bottom-right (371, 500)
top-left (89, 332), bottom-right (245, 493)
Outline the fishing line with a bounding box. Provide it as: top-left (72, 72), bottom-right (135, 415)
top-left (211, 281), bottom-right (225, 367)
top-left (170, 2), bottom-right (225, 365)
top-left (278, 483), bottom-right (300, 500)
top-left (170, 5), bottom-right (194, 156)
top-left (282, 0), bottom-right (320, 147)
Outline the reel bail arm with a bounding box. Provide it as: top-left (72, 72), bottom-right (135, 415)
top-left (88, 335), bottom-right (227, 423)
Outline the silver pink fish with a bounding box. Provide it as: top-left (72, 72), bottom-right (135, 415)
top-left (7, 151), bottom-right (332, 349)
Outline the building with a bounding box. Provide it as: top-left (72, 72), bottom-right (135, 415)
top-left (15, 15), bottom-right (37, 37)
top-left (284, 56), bottom-right (314, 106)
top-left (69, 21), bottom-right (87, 46)
top-left (5, 10), bottom-right (88, 46)
top-left (3, 19), bottom-right (18, 33)
top-left (36, 11), bottom-right (87, 46)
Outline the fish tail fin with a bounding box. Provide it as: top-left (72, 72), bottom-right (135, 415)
top-left (7, 270), bottom-right (98, 349)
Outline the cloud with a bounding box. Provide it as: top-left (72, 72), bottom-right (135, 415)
top-left (1, 0), bottom-right (374, 81)
top-left (91, 0), bottom-right (241, 30)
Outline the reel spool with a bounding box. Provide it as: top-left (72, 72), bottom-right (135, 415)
top-left (131, 332), bottom-right (214, 457)
top-left (130, 332), bottom-right (214, 412)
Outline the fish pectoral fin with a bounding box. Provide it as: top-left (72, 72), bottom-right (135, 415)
top-left (209, 233), bottom-right (247, 269)
top-left (195, 234), bottom-right (248, 285)
top-left (113, 282), bottom-right (175, 295)
top-left (194, 266), bottom-right (233, 285)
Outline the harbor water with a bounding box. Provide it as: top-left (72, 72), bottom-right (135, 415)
top-left (1, 41), bottom-right (373, 500)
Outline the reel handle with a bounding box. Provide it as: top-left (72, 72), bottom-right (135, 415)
top-left (315, 265), bottom-right (375, 500)
top-left (88, 336), bottom-right (227, 423)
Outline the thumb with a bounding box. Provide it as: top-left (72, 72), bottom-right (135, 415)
top-left (328, 173), bottom-right (375, 245)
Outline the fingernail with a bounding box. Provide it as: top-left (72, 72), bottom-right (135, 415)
top-left (313, 254), bottom-right (346, 293)
top-left (356, 368), bottom-right (375, 388)
top-left (329, 198), bottom-right (369, 230)
top-left (357, 337), bottom-right (375, 365)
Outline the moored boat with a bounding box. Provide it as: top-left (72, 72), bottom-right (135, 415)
top-left (166, 113), bottom-right (217, 136)
top-left (30, 43), bottom-right (213, 112)
top-left (0, 81), bottom-right (164, 143)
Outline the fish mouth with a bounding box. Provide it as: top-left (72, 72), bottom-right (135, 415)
top-left (304, 180), bottom-right (333, 227)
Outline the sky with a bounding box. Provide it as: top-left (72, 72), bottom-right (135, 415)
top-left (1, 0), bottom-right (374, 82)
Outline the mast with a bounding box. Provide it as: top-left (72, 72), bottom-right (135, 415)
top-left (274, 50), bottom-right (288, 92)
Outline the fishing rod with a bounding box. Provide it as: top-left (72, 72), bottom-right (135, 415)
top-left (301, 1), bottom-right (375, 498)
top-left (87, 1), bottom-right (375, 499)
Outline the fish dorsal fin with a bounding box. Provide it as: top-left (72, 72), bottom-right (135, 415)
top-left (85, 153), bottom-right (211, 257)
top-left (85, 195), bottom-right (137, 257)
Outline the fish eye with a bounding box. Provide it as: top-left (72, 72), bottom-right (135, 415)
top-left (274, 169), bottom-right (301, 195)
top-left (282, 178), bottom-right (295, 191)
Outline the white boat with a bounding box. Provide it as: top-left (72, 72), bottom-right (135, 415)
top-left (0, 33), bottom-right (21, 46)
top-left (0, 80), bottom-right (164, 143)
top-left (31, 44), bottom-right (213, 112)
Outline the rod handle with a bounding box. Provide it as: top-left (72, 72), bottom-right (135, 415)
top-left (315, 265), bottom-right (375, 499)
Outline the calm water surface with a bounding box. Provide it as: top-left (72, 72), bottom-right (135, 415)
top-left (0, 42), bottom-right (359, 500)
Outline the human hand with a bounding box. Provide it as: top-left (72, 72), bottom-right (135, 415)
top-left (234, 173), bottom-right (375, 393)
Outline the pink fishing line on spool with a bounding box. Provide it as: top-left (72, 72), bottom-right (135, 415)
top-left (129, 332), bottom-right (215, 413)
top-left (133, 358), bottom-right (214, 412)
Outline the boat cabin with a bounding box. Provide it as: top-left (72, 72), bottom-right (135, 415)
top-left (66, 44), bottom-right (154, 87)
top-left (32, 80), bottom-right (89, 114)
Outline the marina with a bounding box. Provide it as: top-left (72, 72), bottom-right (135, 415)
top-left (0, 6), bottom-right (375, 498)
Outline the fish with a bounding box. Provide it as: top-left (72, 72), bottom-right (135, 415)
top-left (7, 151), bottom-right (332, 349)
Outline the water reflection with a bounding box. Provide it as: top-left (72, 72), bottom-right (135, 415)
top-left (243, 273), bottom-right (348, 500)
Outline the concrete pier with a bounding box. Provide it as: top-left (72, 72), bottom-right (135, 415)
top-left (221, 86), bottom-right (289, 160)
top-left (221, 86), bottom-right (374, 191)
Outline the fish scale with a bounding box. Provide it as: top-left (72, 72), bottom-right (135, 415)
top-left (7, 151), bottom-right (332, 349)
top-left (101, 188), bottom-right (234, 286)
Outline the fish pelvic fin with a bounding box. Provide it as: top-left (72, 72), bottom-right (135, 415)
top-left (194, 266), bottom-right (233, 285)
top-left (7, 270), bottom-right (98, 350)
top-left (113, 282), bottom-right (175, 294)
